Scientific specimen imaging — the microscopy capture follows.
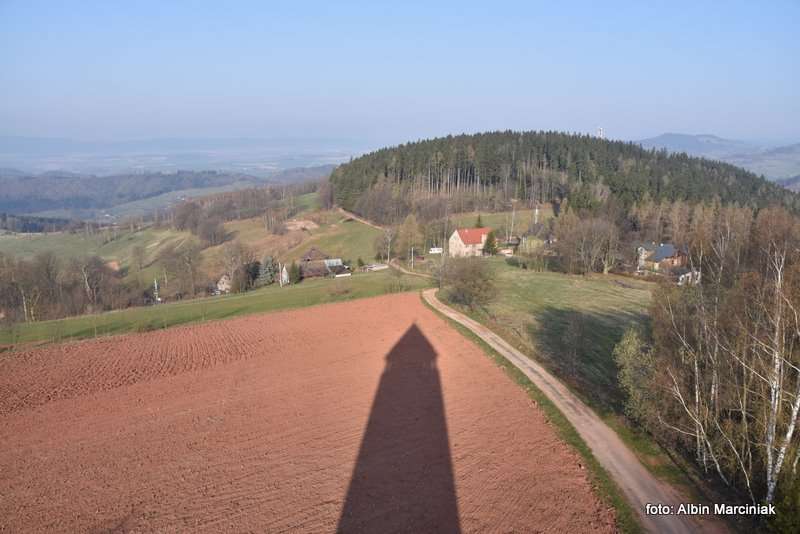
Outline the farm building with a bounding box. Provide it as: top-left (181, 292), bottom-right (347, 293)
top-left (449, 227), bottom-right (492, 257)
top-left (216, 274), bottom-right (232, 294)
top-left (299, 247), bottom-right (350, 278)
top-left (636, 243), bottom-right (688, 273)
top-left (301, 247), bottom-right (328, 262)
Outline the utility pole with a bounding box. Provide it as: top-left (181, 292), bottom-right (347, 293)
top-left (440, 201), bottom-right (449, 289)
top-left (510, 202), bottom-right (516, 242)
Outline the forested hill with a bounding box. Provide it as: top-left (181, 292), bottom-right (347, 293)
top-left (0, 170), bottom-right (266, 215)
top-left (0, 165), bottom-right (333, 219)
top-left (330, 130), bottom-right (797, 214)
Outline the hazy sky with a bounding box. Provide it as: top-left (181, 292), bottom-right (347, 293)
top-left (1, 0), bottom-right (798, 146)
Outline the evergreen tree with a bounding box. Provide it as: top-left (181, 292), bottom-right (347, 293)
top-left (483, 231), bottom-right (498, 255)
top-left (289, 261), bottom-right (302, 284)
top-left (257, 255), bottom-right (277, 286)
top-left (475, 214), bottom-right (484, 228)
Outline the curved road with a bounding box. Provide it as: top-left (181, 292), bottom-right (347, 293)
top-left (340, 206), bottom-right (723, 533)
top-left (422, 288), bottom-right (723, 534)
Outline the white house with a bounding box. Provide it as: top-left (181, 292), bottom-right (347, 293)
top-left (216, 274), bottom-right (232, 294)
top-left (448, 227), bottom-right (491, 257)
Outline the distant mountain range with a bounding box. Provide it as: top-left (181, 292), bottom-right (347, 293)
top-left (0, 136), bottom-right (361, 176)
top-left (0, 165), bottom-right (334, 221)
top-left (639, 133), bottom-right (755, 159)
top-left (778, 175), bottom-right (800, 193)
top-left (638, 133), bottom-right (800, 182)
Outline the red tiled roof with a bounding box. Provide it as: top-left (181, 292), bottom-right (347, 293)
top-left (456, 227), bottom-right (491, 245)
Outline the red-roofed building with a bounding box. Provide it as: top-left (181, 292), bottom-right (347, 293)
top-left (448, 227), bottom-right (491, 257)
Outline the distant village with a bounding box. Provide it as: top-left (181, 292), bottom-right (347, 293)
top-left (212, 216), bottom-right (699, 296)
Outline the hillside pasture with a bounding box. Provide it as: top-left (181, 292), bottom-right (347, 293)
top-left (0, 269), bottom-right (429, 346)
top-left (282, 213), bottom-right (383, 264)
top-left (470, 261), bottom-right (651, 413)
top-left (450, 206), bottom-right (553, 235)
top-left (0, 226), bottom-right (193, 267)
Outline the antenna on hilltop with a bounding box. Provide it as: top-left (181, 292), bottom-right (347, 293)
top-left (596, 127), bottom-right (605, 139)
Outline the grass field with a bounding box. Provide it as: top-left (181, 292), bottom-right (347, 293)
top-left (0, 226), bottom-right (193, 266)
top-left (457, 260), bottom-right (700, 492)
top-left (282, 215), bottom-right (382, 264)
top-left (421, 295), bottom-right (642, 533)
top-left (293, 191), bottom-right (319, 213)
top-left (451, 206), bottom-right (553, 235)
top-left (472, 261), bottom-right (651, 412)
top-left (0, 270), bottom-right (430, 346)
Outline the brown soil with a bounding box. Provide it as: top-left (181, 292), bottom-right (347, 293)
top-left (0, 293), bottom-right (615, 533)
top-left (284, 219), bottom-right (319, 231)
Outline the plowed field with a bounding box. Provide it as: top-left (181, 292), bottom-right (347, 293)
top-left (0, 293), bottom-right (615, 533)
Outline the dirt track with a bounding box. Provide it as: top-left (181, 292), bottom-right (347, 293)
top-left (423, 288), bottom-right (725, 534)
top-left (0, 293), bottom-right (614, 533)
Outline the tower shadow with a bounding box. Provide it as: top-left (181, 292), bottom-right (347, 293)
top-left (337, 324), bottom-right (461, 533)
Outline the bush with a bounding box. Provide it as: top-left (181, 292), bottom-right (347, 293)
top-left (443, 258), bottom-right (496, 308)
top-left (384, 269), bottom-right (409, 293)
top-left (772, 475), bottom-right (800, 533)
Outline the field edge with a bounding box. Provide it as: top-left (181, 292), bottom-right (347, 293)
top-left (419, 290), bottom-right (642, 534)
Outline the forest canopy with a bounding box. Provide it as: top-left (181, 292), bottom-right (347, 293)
top-left (330, 130), bottom-right (798, 216)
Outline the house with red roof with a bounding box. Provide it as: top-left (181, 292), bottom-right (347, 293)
top-left (448, 227), bottom-right (491, 257)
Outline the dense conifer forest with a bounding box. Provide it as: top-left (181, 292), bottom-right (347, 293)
top-left (330, 131), bottom-right (797, 216)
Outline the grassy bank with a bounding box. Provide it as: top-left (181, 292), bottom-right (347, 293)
top-left (282, 215), bottom-right (382, 264)
top-left (421, 291), bottom-right (642, 534)
top-left (452, 261), bottom-right (699, 495)
top-left (1, 270), bottom-right (431, 346)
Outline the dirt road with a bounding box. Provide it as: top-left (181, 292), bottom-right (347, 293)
top-left (338, 207), bottom-right (383, 230)
top-left (423, 288), bottom-right (724, 534)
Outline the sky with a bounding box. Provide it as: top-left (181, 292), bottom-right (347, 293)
top-left (1, 0), bottom-right (798, 147)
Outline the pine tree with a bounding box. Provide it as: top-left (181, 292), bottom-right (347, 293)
top-left (289, 261), bottom-right (302, 284)
top-left (483, 231), bottom-right (498, 255)
top-left (475, 214), bottom-right (484, 228)
top-left (257, 255), bottom-right (277, 286)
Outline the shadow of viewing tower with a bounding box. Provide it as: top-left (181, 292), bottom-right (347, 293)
top-left (337, 324), bottom-right (461, 533)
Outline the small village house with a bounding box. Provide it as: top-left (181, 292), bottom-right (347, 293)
top-left (216, 274), bottom-right (232, 294)
top-left (448, 227), bottom-right (491, 257)
top-left (636, 243), bottom-right (687, 273)
top-left (299, 247), bottom-right (350, 278)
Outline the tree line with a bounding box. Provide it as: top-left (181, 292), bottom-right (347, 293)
top-left (0, 180), bottom-right (322, 326)
top-left (0, 252), bottom-right (147, 324)
top-left (612, 205), bottom-right (800, 525)
top-left (330, 130), bottom-right (798, 221)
